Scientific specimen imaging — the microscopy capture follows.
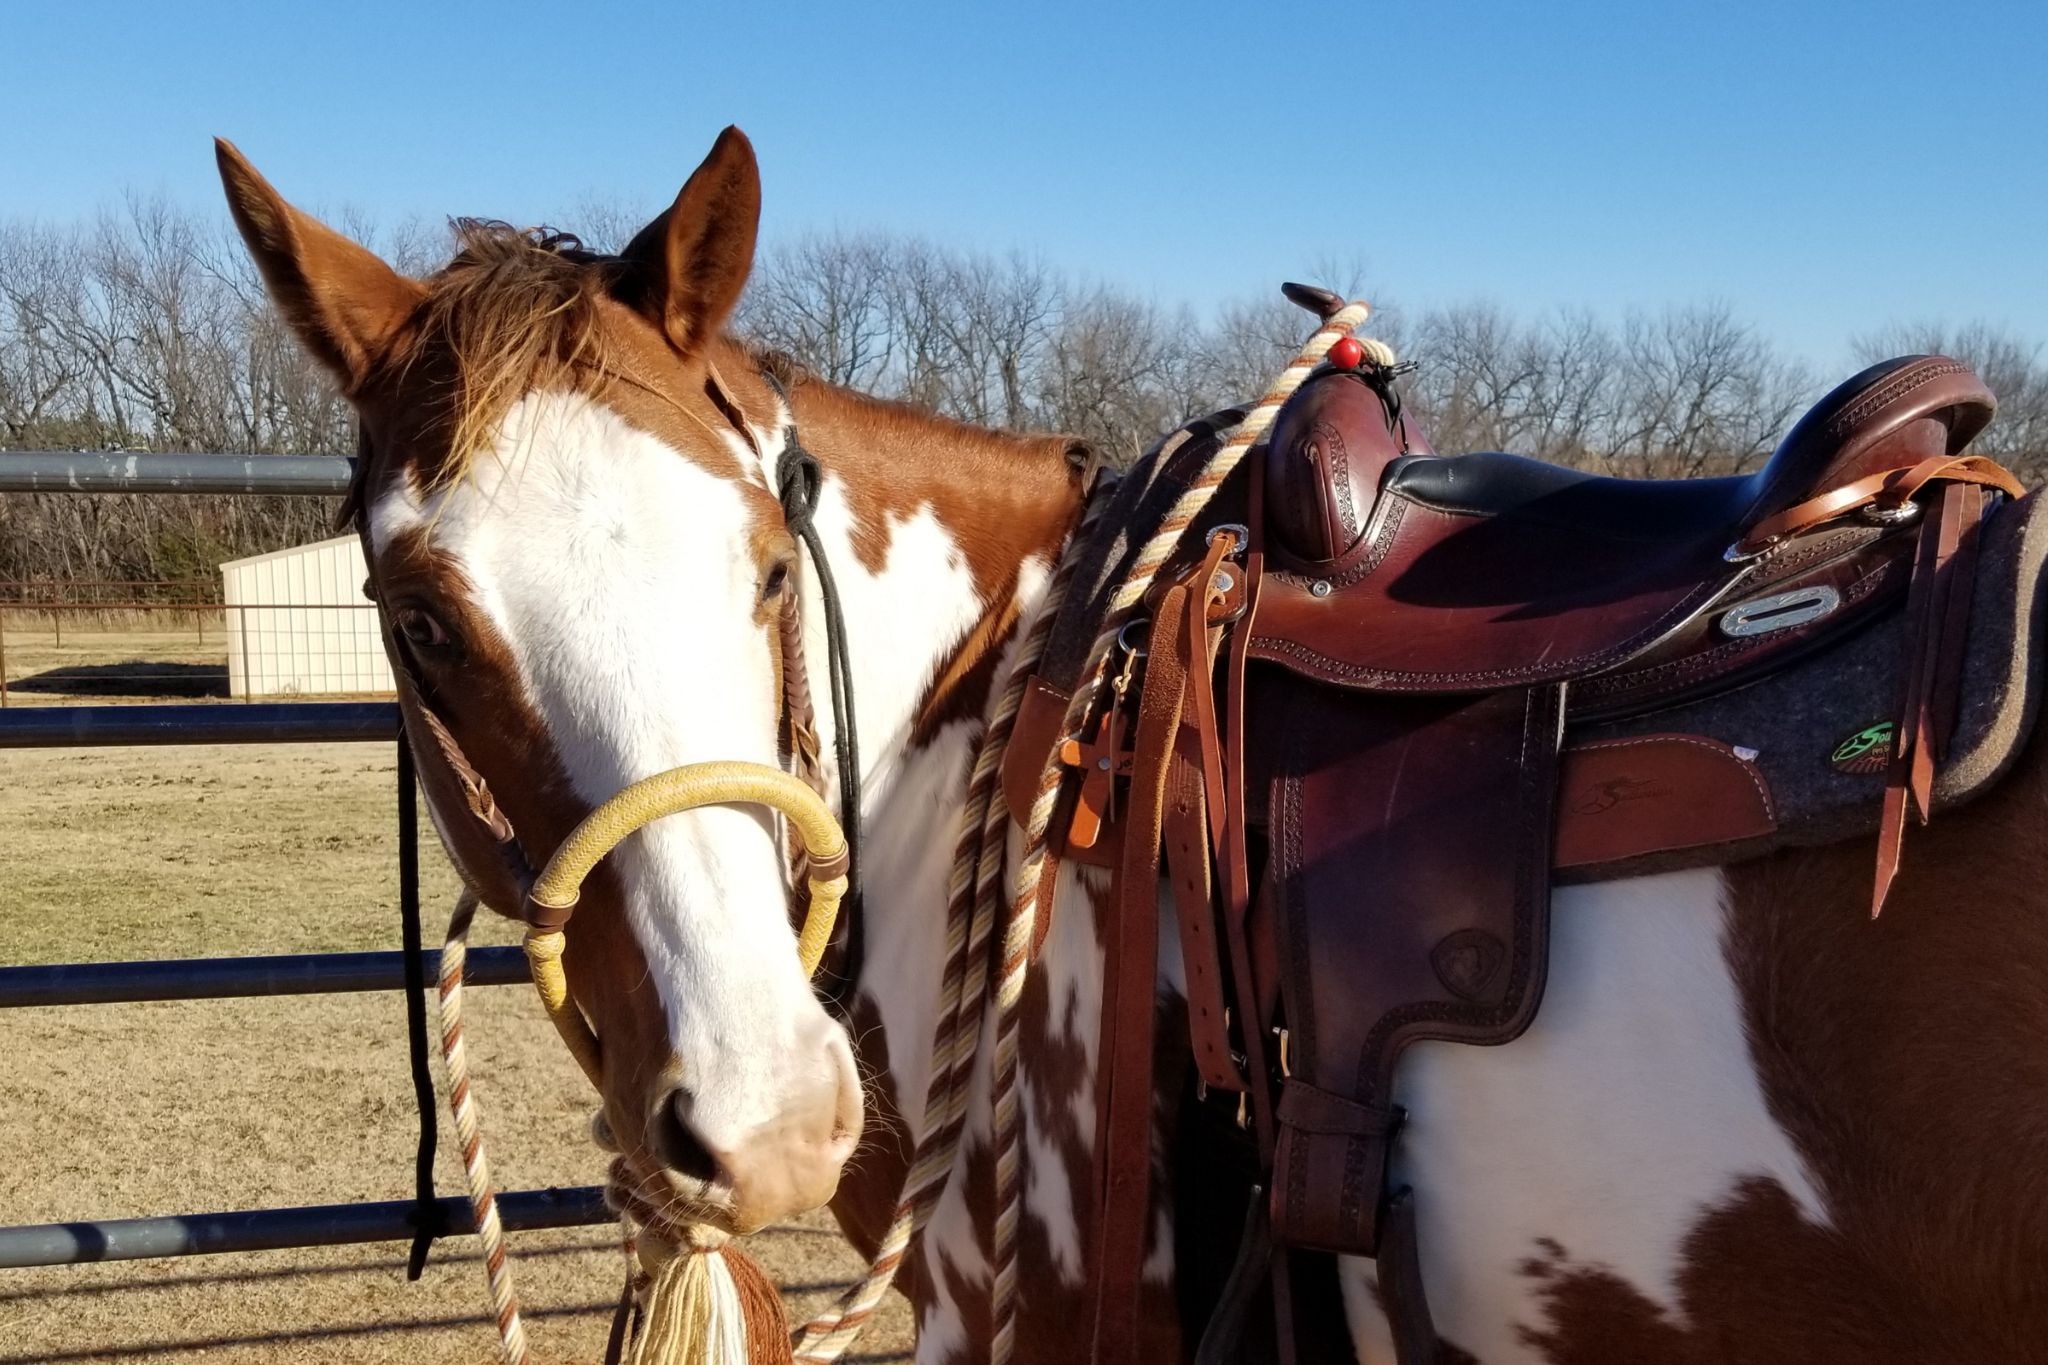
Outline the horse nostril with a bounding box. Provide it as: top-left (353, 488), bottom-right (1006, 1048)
top-left (651, 1088), bottom-right (722, 1187)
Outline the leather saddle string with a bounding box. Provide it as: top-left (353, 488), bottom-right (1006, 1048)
top-left (1093, 576), bottom-right (1196, 1364)
top-left (1873, 477), bottom-right (1990, 916)
top-left (1736, 454), bottom-right (2024, 554)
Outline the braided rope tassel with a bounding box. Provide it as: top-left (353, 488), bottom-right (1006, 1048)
top-left (987, 302), bottom-right (1374, 1363)
top-left (437, 889), bottom-right (532, 1365)
top-left (789, 497), bottom-right (1109, 1363)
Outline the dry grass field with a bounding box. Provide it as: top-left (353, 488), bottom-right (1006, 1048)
top-left (0, 626), bottom-right (913, 1363)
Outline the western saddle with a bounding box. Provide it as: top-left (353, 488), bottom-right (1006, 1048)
top-left (999, 286), bottom-right (2046, 1363)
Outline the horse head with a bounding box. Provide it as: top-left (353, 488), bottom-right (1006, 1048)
top-left (217, 128), bottom-right (862, 1235)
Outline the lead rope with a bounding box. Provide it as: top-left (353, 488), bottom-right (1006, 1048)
top-left (794, 301), bottom-right (1379, 1365)
top-left (436, 889), bottom-right (533, 1365)
top-left (985, 304), bottom-right (1381, 1362)
top-left (785, 480), bottom-right (1112, 1361)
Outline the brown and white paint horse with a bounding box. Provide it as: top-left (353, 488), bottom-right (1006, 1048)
top-left (218, 128), bottom-right (2048, 1363)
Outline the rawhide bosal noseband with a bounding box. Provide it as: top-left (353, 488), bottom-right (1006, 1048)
top-left (362, 364), bottom-right (867, 1365)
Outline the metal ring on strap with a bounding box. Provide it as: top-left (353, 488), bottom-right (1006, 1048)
top-left (518, 761), bottom-right (850, 1088)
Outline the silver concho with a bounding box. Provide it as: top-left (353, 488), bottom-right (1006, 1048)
top-left (1717, 585), bottom-right (1842, 638)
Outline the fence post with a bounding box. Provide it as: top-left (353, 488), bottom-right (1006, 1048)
top-left (0, 606), bottom-right (8, 708)
top-left (238, 606), bottom-right (253, 703)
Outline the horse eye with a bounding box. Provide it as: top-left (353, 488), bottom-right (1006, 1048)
top-left (761, 561), bottom-right (791, 601)
top-left (396, 607), bottom-right (452, 649)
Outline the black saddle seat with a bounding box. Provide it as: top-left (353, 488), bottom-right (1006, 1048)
top-left (1382, 354), bottom-right (1998, 548)
top-left (1384, 455), bottom-right (1751, 544)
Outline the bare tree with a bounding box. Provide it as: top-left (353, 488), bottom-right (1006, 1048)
top-left (1603, 303), bottom-right (1812, 479)
top-left (740, 233), bottom-right (902, 391)
top-left (1854, 321), bottom-right (2048, 484)
top-left (0, 192), bottom-right (2034, 589)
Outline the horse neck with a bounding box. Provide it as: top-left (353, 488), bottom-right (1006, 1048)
top-left (769, 370), bottom-right (1084, 1209)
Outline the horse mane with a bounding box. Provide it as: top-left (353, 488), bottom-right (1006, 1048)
top-left (342, 224), bottom-right (1086, 528)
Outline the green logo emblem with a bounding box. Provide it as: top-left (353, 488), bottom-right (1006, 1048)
top-left (1830, 721), bottom-right (1895, 775)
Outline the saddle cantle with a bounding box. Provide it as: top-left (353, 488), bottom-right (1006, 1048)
top-left (1002, 327), bottom-right (2040, 1364)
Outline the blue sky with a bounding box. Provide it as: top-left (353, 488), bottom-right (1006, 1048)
top-left (3, 1), bottom-right (2041, 367)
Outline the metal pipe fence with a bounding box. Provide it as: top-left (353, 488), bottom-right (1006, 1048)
top-left (0, 451), bottom-right (355, 496)
top-left (0, 947), bottom-right (534, 1009)
top-left (0, 1189), bottom-right (610, 1269)
top-left (0, 451), bottom-right (608, 1277)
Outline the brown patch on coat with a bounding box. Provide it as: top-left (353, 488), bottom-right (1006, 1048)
top-left (1519, 720), bottom-right (2048, 1363)
top-left (765, 358), bottom-right (1086, 597)
top-left (372, 523), bottom-right (677, 1164)
top-left (910, 585), bottom-right (1026, 749)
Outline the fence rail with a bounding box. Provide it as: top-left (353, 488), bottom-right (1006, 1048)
top-left (0, 701), bottom-right (397, 746)
top-left (0, 1188), bottom-right (610, 1269)
top-left (0, 947), bottom-right (534, 1009)
top-left (0, 451), bottom-right (355, 496)
top-left (0, 452), bottom-right (609, 1283)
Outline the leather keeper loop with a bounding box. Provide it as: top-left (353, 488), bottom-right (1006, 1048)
top-left (1276, 1078), bottom-right (1402, 1138)
top-left (523, 893), bottom-right (579, 933)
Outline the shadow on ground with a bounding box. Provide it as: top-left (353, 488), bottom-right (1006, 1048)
top-left (6, 661), bottom-right (228, 698)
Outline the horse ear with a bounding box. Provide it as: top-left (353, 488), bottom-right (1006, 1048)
top-left (619, 126), bottom-right (761, 358)
top-left (215, 138), bottom-right (424, 391)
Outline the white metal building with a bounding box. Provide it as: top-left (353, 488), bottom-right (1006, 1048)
top-left (219, 536), bottom-right (393, 699)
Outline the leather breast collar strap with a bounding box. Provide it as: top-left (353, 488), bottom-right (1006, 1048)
top-left (359, 357), bottom-right (867, 1005)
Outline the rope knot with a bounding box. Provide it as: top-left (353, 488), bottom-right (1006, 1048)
top-left (777, 445), bottom-right (823, 539)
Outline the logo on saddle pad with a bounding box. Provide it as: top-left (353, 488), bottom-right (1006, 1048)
top-left (1571, 775), bottom-right (1670, 816)
top-left (1432, 928), bottom-right (1508, 1004)
top-left (1831, 721), bottom-right (1896, 776)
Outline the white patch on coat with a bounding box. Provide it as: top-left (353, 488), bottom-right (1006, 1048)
top-left (1013, 832), bottom-right (1112, 1289)
top-left (799, 478), bottom-right (984, 814)
top-left (1339, 868), bottom-right (1829, 1364)
top-left (807, 478), bottom-right (987, 1130)
top-left (370, 389), bottom-right (850, 1154)
top-left (859, 713), bottom-right (979, 1130)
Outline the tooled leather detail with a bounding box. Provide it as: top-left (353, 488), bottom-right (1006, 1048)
top-left (1338, 688), bottom-right (1552, 1080)
top-left (1274, 685), bottom-right (1558, 1248)
top-left (1431, 928), bottom-right (1509, 1002)
top-left (1575, 551), bottom-right (1904, 707)
top-left (1315, 418), bottom-right (1359, 548)
top-left (1266, 494), bottom-right (1410, 592)
top-left (1256, 568), bottom-right (1728, 689)
top-left (1827, 360), bottom-right (1970, 438)
top-left (1565, 733), bottom-right (1777, 823)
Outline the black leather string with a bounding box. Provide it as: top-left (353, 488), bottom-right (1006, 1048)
top-left (768, 393), bottom-right (864, 994)
top-left (396, 737), bottom-right (443, 1278)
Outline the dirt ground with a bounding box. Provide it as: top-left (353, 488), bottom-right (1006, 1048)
top-left (0, 626), bottom-right (914, 1362)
